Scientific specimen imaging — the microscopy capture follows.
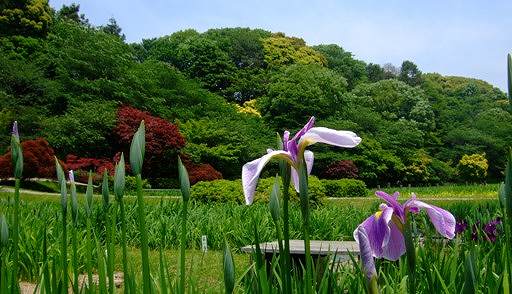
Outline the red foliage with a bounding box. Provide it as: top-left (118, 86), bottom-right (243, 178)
top-left (322, 160), bottom-right (359, 179)
top-left (65, 154), bottom-right (124, 176)
top-left (0, 138), bottom-right (66, 179)
top-left (114, 106), bottom-right (186, 156)
top-left (184, 161), bottom-right (223, 185)
top-left (113, 106), bottom-right (186, 178)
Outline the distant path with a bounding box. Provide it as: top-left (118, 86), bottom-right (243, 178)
top-left (0, 187), bottom-right (59, 196)
top-left (0, 187), bottom-right (496, 202)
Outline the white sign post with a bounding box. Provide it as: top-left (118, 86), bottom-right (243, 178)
top-left (201, 235), bottom-right (208, 253)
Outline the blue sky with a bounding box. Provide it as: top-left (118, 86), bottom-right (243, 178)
top-left (49, 0), bottom-right (512, 91)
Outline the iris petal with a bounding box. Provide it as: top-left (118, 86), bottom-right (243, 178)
top-left (381, 220), bottom-right (406, 261)
top-left (298, 127), bottom-right (361, 151)
top-left (354, 206), bottom-right (394, 258)
top-left (376, 191), bottom-right (405, 220)
top-left (356, 227), bottom-right (377, 281)
top-left (290, 150), bottom-right (314, 192)
top-left (405, 196), bottom-right (456, 239)
top-left (291, 116), bottom-right (315, 141)
top-left (242, 150), bottom-right (293, 205)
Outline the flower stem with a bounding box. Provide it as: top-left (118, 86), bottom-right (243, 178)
top-left (12, 178), bottom-right (20, 291)
top-left (404, 215), bottom-right (416, 294)
top-left (119, 200), bottom-right (129, 293)
top-left (179, 199), bottom-right (189, 294)
top-left (136, 173), bottom-right (151, 293)
top-left (280, 163), bottom-right (292, 294)
top-left (298, 162), bottom-right (312, 294)
top-left (71, 224), bottom-right (78, 293)
top-left (86, 216), bottom-right (94, 291)
top-left (61, 193), bottom-right (68, 293)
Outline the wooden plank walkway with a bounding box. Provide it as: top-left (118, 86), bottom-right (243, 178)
top-left (241, 240), bottom-right (359, 260)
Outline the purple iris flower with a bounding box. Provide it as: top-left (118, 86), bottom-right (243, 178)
top-left (353, 191), bottom-right (456, 261)
top-left (455, 220), bottom-right (468, 235)
top-left (12, 121), bottom-right (19, 137)
top-left (483, 218), bottom-right (502, 243)
top-left (242, 117), bottom-right (361, 204)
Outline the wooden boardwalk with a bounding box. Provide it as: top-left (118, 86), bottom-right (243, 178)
top-left (241, 240), bottom-right (359, 262)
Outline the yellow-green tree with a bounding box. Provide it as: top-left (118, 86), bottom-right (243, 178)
top-left (0, 0), bottom-right (52, 37)
top-left (457, 153), bottom-right (488, 182)
top-left (262, 33), bottom-right (326, 67)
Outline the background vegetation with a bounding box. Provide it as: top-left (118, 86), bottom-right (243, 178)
top-left (0, 1), bottom-right (509, 190)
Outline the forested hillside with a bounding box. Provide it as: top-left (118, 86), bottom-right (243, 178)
top-left (0, 1), bottom-right (509, 187)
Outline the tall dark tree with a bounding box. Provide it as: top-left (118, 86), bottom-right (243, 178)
top-left (399, 60), bottom-right (423, 86)
top-left (56, 3), bottom-right (89, 26)
top-left (101, 17), bottom-right (125, 41)
top-left (365, 63), bottom-right (385, 82)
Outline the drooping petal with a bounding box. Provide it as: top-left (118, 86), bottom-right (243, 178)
top-left (354, 206), bottom-right (394, 258)
top-left (381, 220), bottom-right (406, 261)
top-left (304, 150), bottom-right (314, 175)
top-left (376, 191), bottom-right (405, 220)
top-left (405, 197), bottom-right (456, 239)
top-left (356, 227), bottom-right (377, 281)
top-left (298, 127), bottom-right (361, 152)
top-left (290, 151), bottom-right (314, 193)
top-left (242, 150), bottom-right (293, 205)
top-left (291, 116), bottom-right (315, 141)
top-left (291, 167), bottom-right (299, 192)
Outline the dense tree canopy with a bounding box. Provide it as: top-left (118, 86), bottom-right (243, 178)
top-left (0, 3), bottom-right (509, 187)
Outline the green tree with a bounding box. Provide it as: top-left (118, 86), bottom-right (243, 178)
top-left (204, 27), bottom-right (270, 68)
top-left (313, 44), bottom-right (367, 89)
top-left (399, 60), bottom-right (422, 86)
top-left (100, 17), bottom-right (125, 41)
top-left (42, 101), bottom-right (117, 157)
top-left (262, 33), bottom-right (326, 67)
top-left (457, 153), bottom-right (488, 183)
top-left (366, 63), bottom-right (385, 82)
top-left (0, 0), bottom-right (52, 37)
top-left (55, 3), bottom-right (89, 26)
top-left (181, 115), bottom-right (274, 178)
top-left (259, 64), bottom-right (347, 129)
top-left (351, 79), bottom-right (434, 130)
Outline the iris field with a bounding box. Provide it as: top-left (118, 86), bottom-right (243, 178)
top-left (0, 116), bottom-right (510, 293)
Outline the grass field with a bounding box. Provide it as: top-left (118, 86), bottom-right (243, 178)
top-left (0, 183), bottom-right (502, 292)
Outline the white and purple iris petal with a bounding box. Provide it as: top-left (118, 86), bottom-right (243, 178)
top-left (241, 116), bottom-right (361, 205)
top-left (404, 193), bottom-right (456, 239)
top-left (356, 227), bottom-right (377, 281)
top-left (354, 191), bottom-right (456, 261)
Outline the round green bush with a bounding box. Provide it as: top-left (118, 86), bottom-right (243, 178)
top-left (321, 179), bottom-right (368, 198)
top-left (191, 176), bottom-right (327, 205)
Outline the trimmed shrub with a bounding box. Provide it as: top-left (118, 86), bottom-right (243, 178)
top-left (191, 176), bottom-right (327, 204)
top-left (125, 175), bottom-right (151, 191)
top-left (322, 160), bottom-right (358, 179)
top-left (321, 179), bottom-right (368, 198)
